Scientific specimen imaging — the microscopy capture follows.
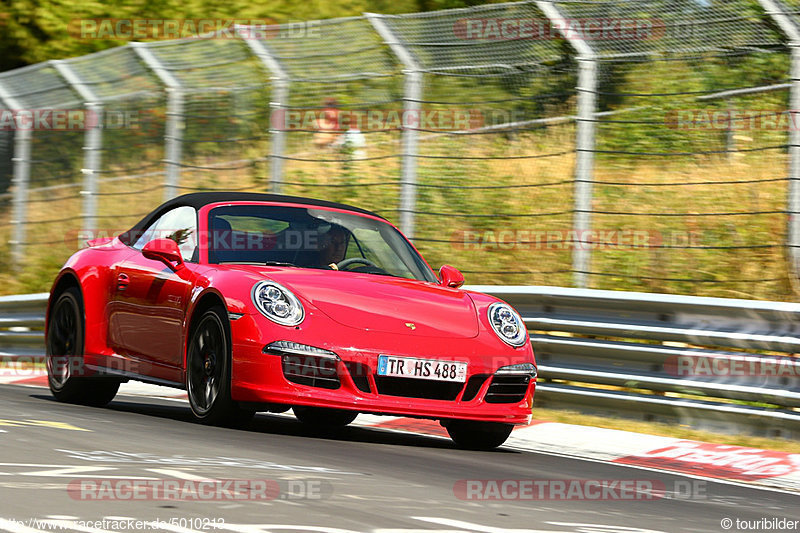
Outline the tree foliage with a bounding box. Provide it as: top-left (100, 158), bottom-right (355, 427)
top-left (0, 0), bottom-right (499, 71)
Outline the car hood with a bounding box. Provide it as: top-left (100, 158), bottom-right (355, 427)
top-left (226, 266), bottom-right (480, 338)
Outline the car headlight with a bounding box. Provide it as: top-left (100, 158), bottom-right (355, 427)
top-left (252, 281), bottom-right (304, 326)
top-left (488, 302), bottom-right (527, 347)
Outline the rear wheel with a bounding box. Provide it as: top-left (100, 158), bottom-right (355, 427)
top-left (46, 286), bottom-right (120, 406)
top-left (445, 420), bottom-right (514, 450)
top-left (186, 306), bottom-right (254, 427)
top-left (293, 406), bottom-right (358, 429)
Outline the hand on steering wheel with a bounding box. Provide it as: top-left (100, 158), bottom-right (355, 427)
top-left (336, 257), bottom-right (378, 270)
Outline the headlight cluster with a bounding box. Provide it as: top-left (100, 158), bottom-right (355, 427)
top-left (252, 281), bottom-right (304, 326)
top-left (488, 302), bottom-right (527, 347)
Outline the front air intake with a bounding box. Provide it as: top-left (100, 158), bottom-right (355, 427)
top-left (484, 375), bottom-right (530, 403)
top-left (280, 354), bottom-right (341, 389)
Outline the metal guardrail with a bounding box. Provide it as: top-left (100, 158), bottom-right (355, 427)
top-left (2, 287), bottom-right (799, 439)
top-left (0, 293), bottom-right (47, 358)
top-left (470, 286), bottom-right (800, 439)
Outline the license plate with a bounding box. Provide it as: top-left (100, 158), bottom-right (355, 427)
top-left (377, 355), bottom-right (467, 383)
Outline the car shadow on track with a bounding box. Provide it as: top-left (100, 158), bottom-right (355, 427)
top-left (29, 393), bottom-right (516, 453)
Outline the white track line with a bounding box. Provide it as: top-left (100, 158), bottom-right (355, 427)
top-left (146, 468), bottom-right (216, 481)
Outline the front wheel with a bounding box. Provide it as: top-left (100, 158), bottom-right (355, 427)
top-left (293, 406), bottom-right (358, 429)
top-left (445, 420), bottom-right (514, 450)
top-left (186, 306), bottom-right (254, 427)
top-left (46, 286), bottom-right (120, 406)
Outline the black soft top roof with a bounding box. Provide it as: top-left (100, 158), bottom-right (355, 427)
top-left (119, 191), bottom-right (386, 244)
top-left (120, 192), bottom-right (386, 244)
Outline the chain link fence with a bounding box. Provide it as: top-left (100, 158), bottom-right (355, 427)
top-left (1, 0), bottom-right (800, 299)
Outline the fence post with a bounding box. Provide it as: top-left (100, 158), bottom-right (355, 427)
top-left (572, 58), bottom-right (599, 288)
top-left (0, 94), bottom-right (33, 270)
top-left (790, 47), bottom-right (800, 275)
top-left (757, 0), bottom-right (800, 279)
top-left (130, 42), bottom-right (184, 201)
top-left (537, 2), bottom-right (598, 288)
top-left (366, 13), bottom-right (422, 239)
top-left (536, 1), bottom-right (597, 288)
top-left (9, 129), bottom-right (31, 270)
top-left (239, 26), bottom-right (289, 194)
top-left (0, 82), bottom-right (30, 270)
top-left (52, 60), bottom-right (103, 236)
top-left (81, 102), bottom-right (102, 233)
top-left (161, 88), bottom-right (185, 201)
top-left (399, 70), bottom-right (423, 239)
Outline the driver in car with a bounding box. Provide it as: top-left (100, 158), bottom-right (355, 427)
top-left (318, 224), bottom-right (350, 269)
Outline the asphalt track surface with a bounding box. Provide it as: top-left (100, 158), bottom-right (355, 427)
top-left (0, 384), bottom-right (798, 533)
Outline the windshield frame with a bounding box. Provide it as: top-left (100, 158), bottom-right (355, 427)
top-left (198, 201), bottom-right (439, 283)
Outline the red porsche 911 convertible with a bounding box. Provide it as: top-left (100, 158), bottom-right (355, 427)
top-left (45, 192), bottom-right (536, 449)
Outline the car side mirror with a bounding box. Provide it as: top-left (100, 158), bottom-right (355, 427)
top-left (142, 238), bottom-right (185, 270)
top-left (439, 265), bottom-right (464, 289)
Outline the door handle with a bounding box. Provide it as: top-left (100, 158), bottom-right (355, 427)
top-left (117, 273), bottom-right (130, 291)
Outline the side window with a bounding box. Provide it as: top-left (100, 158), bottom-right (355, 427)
top-left (133, 206), bottom-right (198, 262)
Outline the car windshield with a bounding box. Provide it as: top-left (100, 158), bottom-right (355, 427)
top-left (207, 204), bottom-right (437, 282)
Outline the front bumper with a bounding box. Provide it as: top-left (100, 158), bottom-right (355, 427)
top-left (228, 313), bottom-right (535, 425)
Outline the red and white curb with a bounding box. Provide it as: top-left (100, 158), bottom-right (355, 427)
top-left (3, 369), bottom-right (799, 492)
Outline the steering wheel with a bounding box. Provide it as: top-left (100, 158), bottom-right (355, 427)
top-left (336, 257), bottom-right (378, 271)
